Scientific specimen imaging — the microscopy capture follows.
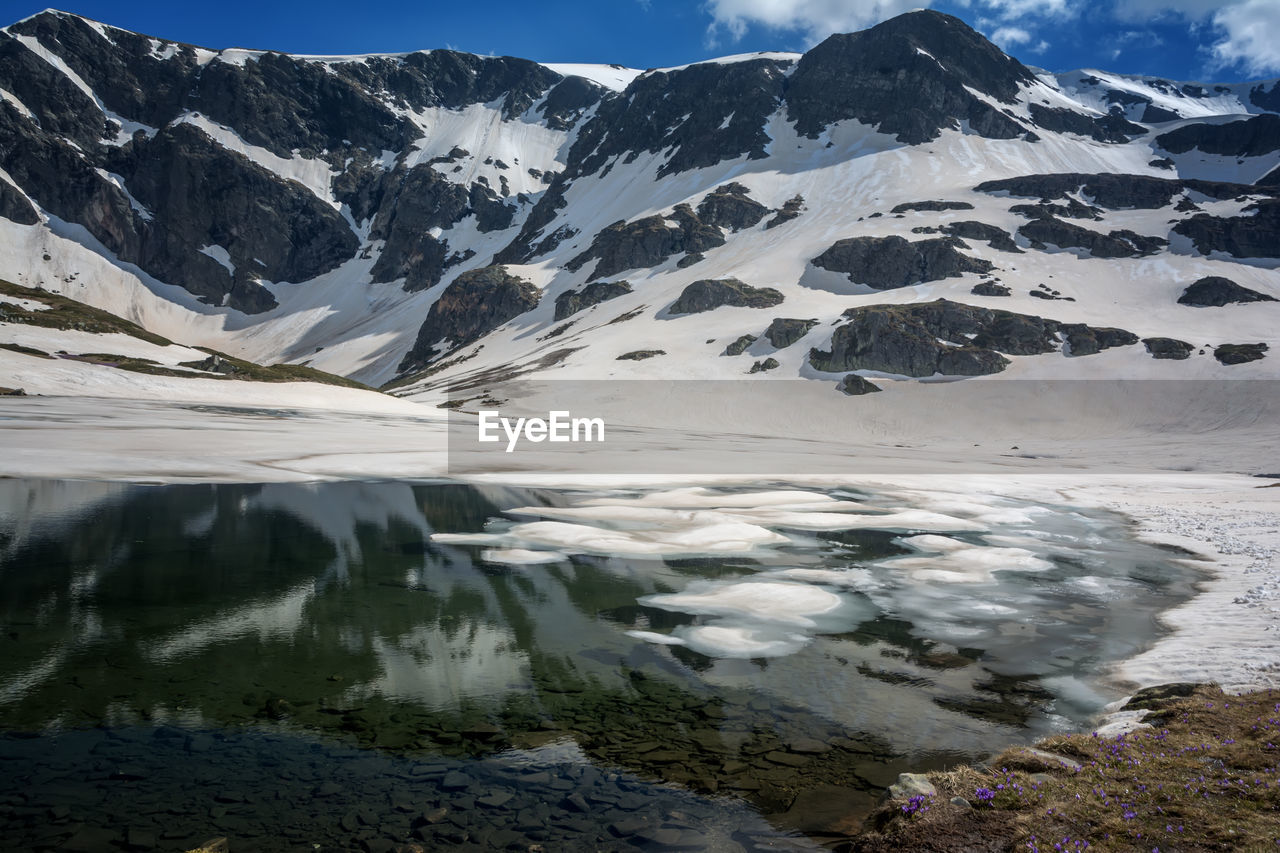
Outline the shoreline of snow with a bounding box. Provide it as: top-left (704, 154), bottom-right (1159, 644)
top-left (0, 396), bottom-right (1276, 697)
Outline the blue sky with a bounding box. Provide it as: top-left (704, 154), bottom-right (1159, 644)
top-left (1, 0), bottom-right (1277, 83)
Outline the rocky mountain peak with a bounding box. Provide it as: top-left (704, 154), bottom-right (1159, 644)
top-left (786, 10), bottom-right (1037, 143)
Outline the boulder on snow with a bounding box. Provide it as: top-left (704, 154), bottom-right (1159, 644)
top-left (1214, 343), bottom-right (1268, 365)
top-left (763, 317), bottom-right (819, 348)
top-left (695, 183), bottom-right (769, 231)
top-left (1142, 337), bottom-right (1193, 360)
top-left (668, 279), bottom-right (784, 315)
top-left (1177, 276), bottom-right (1277, 307)
top-left (811, 235), bottom-right (993, 290)
top-left (554, 280), bottom-right (633, 320)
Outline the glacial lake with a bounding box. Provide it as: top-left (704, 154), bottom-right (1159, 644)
top-left (0, 479), bottom-right (1200, 851)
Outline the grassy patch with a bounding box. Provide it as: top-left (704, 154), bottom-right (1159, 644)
top-left (851, 686), bottom-right (1280, 852)
top-left (0, 342), bottom-right (53, 359)
top-left (182, 349), bottom-right (374, 390)
top-left (0, 279), bottom-right (172, 346)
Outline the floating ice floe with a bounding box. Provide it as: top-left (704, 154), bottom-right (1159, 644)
top-left (480, 548), bottom-right (567, 565)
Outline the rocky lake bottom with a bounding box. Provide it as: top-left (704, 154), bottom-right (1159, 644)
top-left (0, 479), bottom-right (1204, 850)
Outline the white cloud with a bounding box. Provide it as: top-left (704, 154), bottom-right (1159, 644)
top-left (990, 25), bottom-right (1033, 48)
top-left (980, 0), bottom-right (1073, 19)
top-left (1208, 0), bottom-right (1280, 77)
top-left (1114, 0), bottom-right (1280, 78)
top-left (703, 0), bottom-right (933, 46)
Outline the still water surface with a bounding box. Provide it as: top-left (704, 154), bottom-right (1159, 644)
top-left (0, 479), bottom-right (1200, 851)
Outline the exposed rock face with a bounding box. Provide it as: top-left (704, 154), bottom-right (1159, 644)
top-left (971, 282), bottom-right (1011, 296)
top-left (1252, 82), bottom-right (1280, 112)
top-left (723, 334), bottom-right (756, 356)
top-left (696, 183), bottom-right (768, 231)
top-left (668, 279), bottom-right (784, 315)
top-left (1143, 337), bottom-right (1193, 359)
top-left (1156, 114), bottom-right (1280, 158)
top-left (617, 349), bottom-right (665, 360)
top-left (1177, 276), bottom-right (1277, 307)
top-left (748, 357), bottom-right (779, 373)
top-left (786, 11), bottom-right (1034, 144)
top-left (1214, 343), bottom-right (1268, 365)
top-left (943, 221), bottom-right (1021, 252)
top-left (400, 266), bottom-right (539, 371)
top-left (1017, 216), bottom-right (1166, 258)
top-left (811, 236), bottom-right (993, 289)
top-left (0, 12), bottom-right (595, 312)
top-left (764, 318), bottom-right (818, 348)
top-left (0, 178), bottom-right (37, 224)
top-left (890, 200), bottom-right (974, 214)
top-left (567, 58), bottom-right (789, 180)
top-left (839, 374), bottom-right (882, 395)
top-left (553, 281), bottom-right (633, 320)
top-left (1009, 199), bottom-right (1102, 221)
top-left (1060, 324), bottom-right (1139, 355)
top-left (566, 204), bottom-right (725, 281)
top-left (809, 300), bottom-right (1135, 376)
top-left (1174, 200), bottom-right (1280, 259)
top-left (976, 173), bottom-right (1271, 210)
top-left (765, 195), bottom-right (805, 229)
top-left (1028, 104), bottom-right (1146, 143)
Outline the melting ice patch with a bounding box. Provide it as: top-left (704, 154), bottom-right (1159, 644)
top-left (628, 580), bottom-right (857, 658)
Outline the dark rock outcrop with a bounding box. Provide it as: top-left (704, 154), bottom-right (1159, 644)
top-left (786, 11), bottom-right (1033, 144)
top-left (1143, 337), bottom-right (1193, 360)
top-left (811, 236), bottom-right (993, 289)
top-left (890, 200), bottom-right (974, 214)
top-left (1017, 216), bottom-right (1165, 258)
top-left (1251, 82), bottom-right (1280, 112)
top-left (1059, 324), bottom-right (1139, 356)
top-left (765, 195), bottom-right (805, 229)
top-left (1156, 114), bottom-right (1280, 158)
top-left (809, 300), bottom-right (1135, 377)
top-left (696, 183), bottom-right (768, 232)
top-left (566, 57), bottom-right (789, 180)
top-left (1214, 343), bottom-right (1268, 365)
top-left (943, 221), bottom-right (1021, 252)
top-left (839, 374), bottom-right (882, 395)
top-left (1177, 276), bottom-right (1277, 307)
top-left (1009, 199), bottom-right (1103, 221)
top-left (723, 334), bottom-right (756, 356)
top-left (400, 266), bottom-right (539, 370)
top-left (748, 357), bottom-right (779, 373)
top-left (566, 204), bottom-right (724, 281)
top-left (1028, 104), bottom-right (1146, 143)
top-left (0, 178), bottom-right (38, 225)
top-left (668, 279), bottom-right (783, 315)
top-left (970, 282), bottom-right (1011, 296)
top-left (763, 318), bottom-right (818, 348)
top-left (976, 173), bottom-right (1274, 210)
top-left (617, 349), bottom-right (665, 361)
top-left (553, 280), bottom-right (633, 320)
top-left (1174, 200), bottom-right (1280, 259)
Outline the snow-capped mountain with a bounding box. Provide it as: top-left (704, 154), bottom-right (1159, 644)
top-left (1, 8), bottom-right (1277, 402)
